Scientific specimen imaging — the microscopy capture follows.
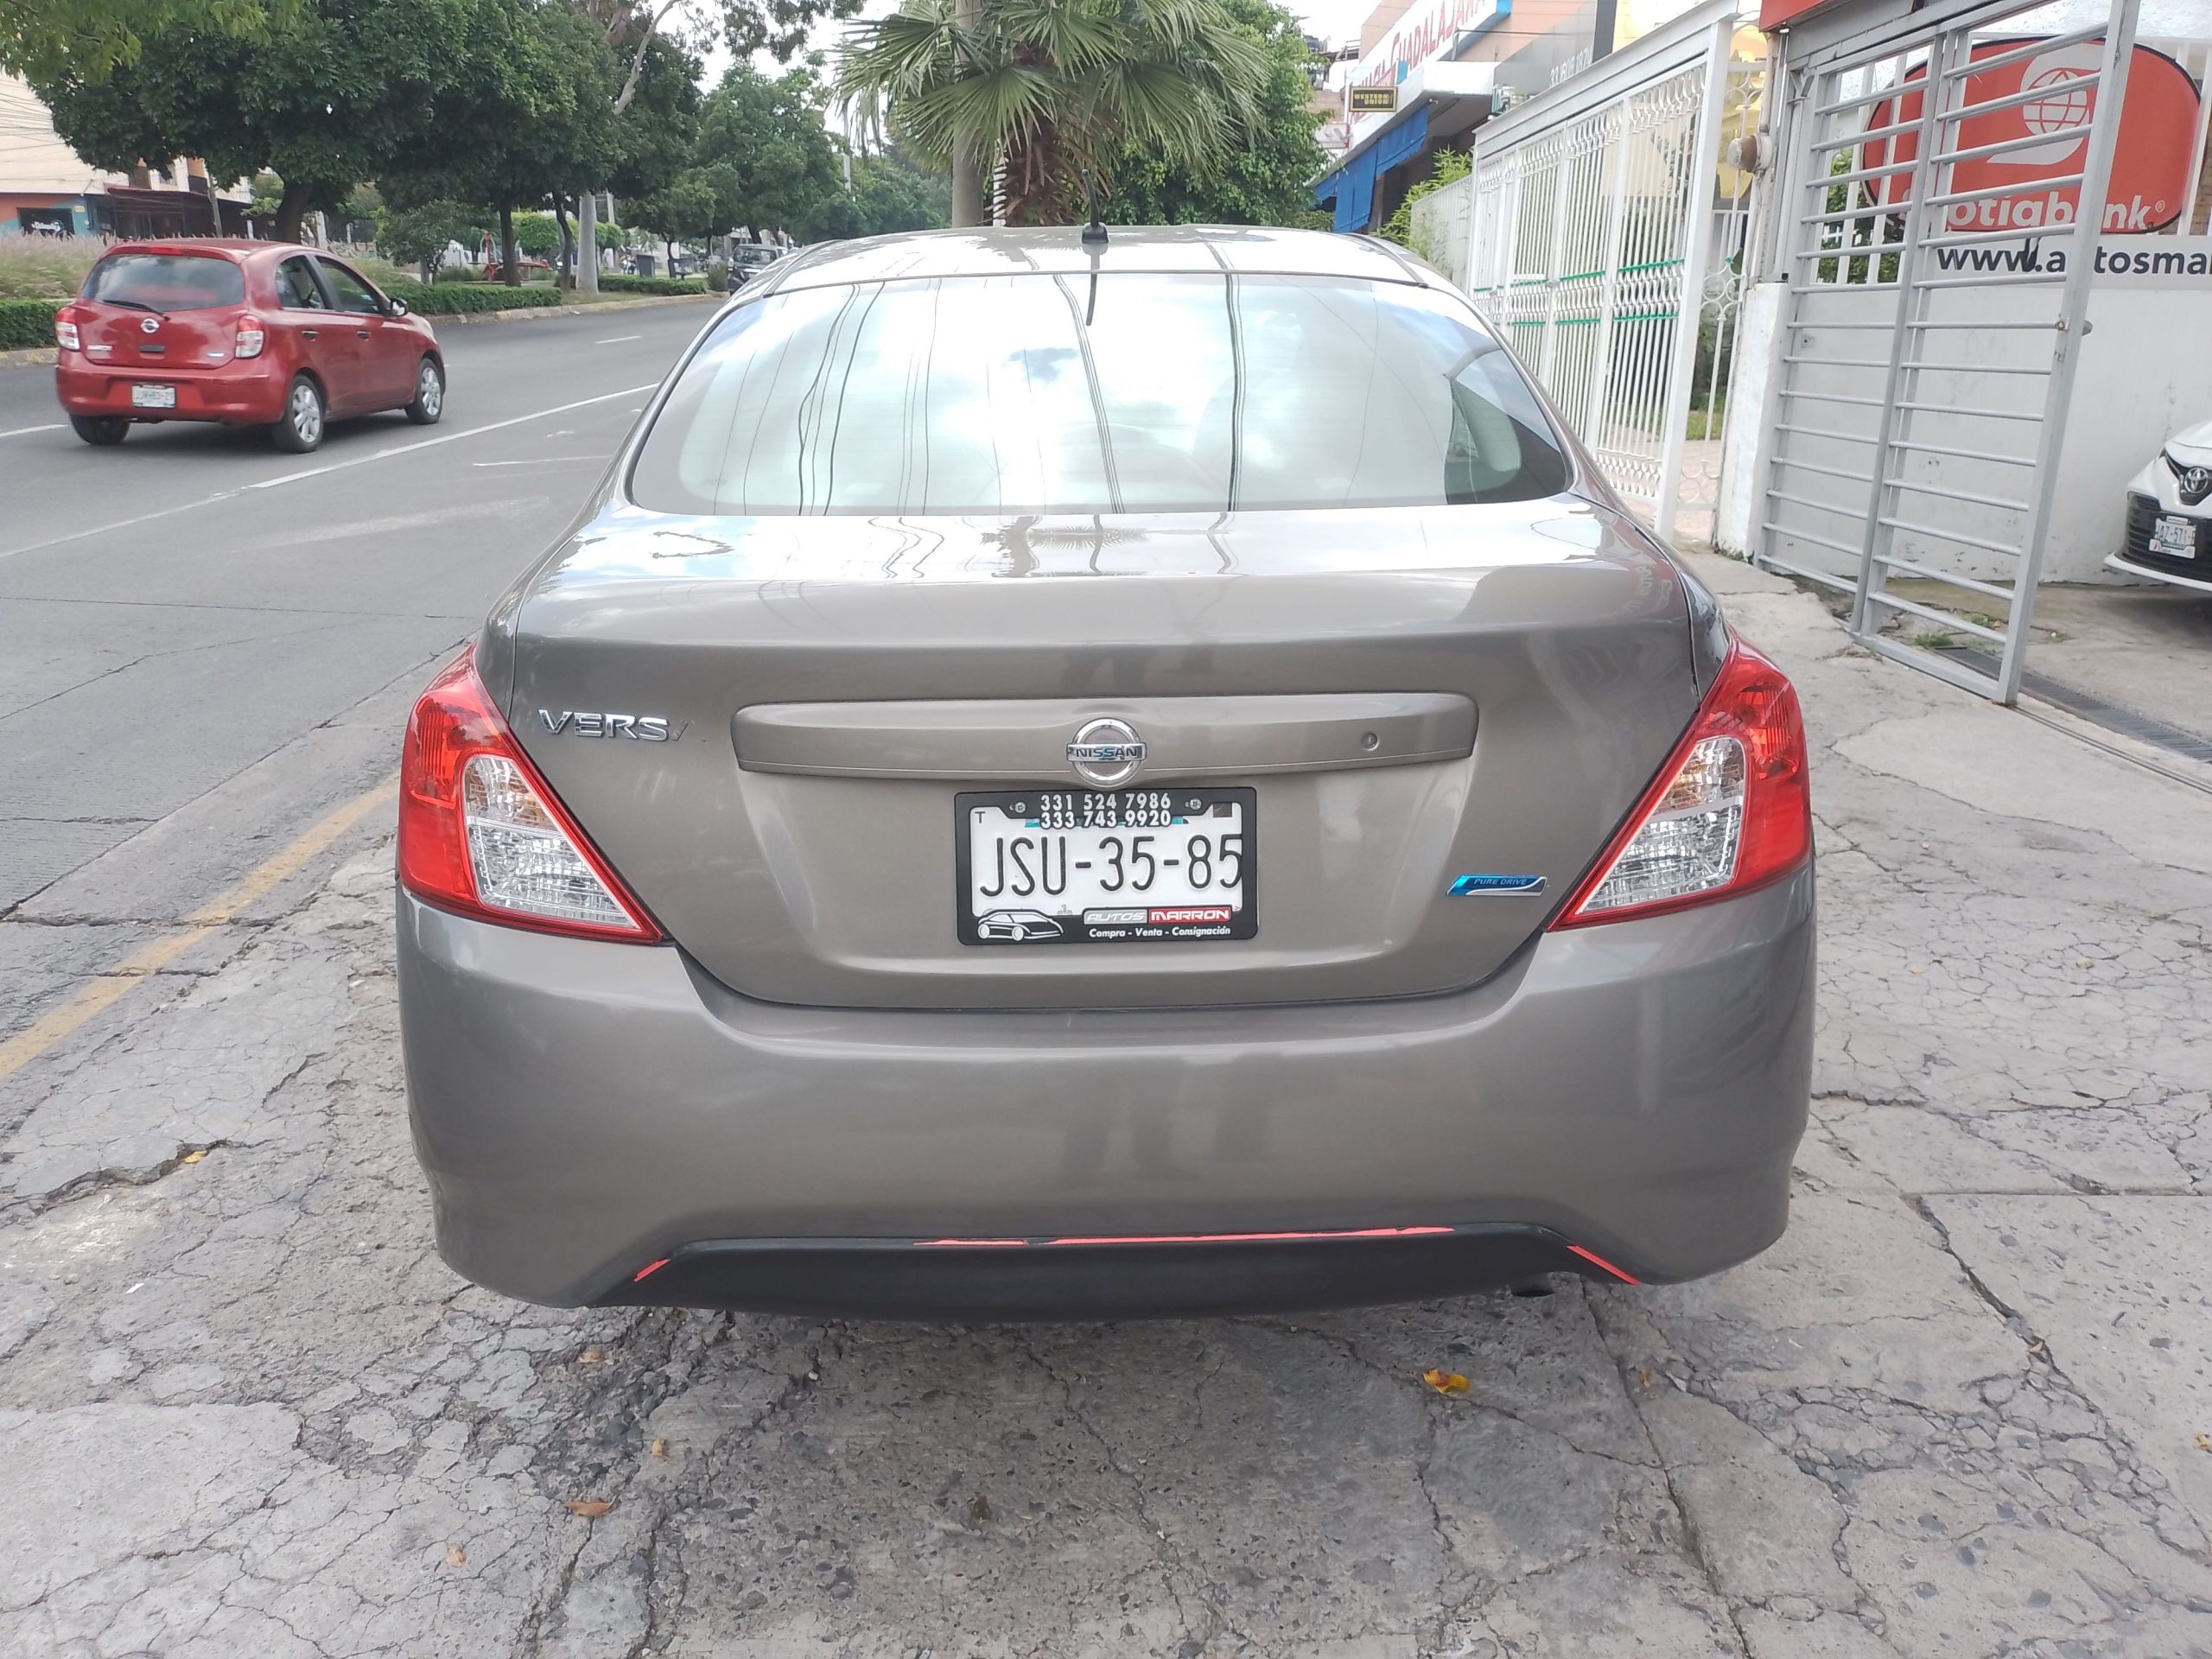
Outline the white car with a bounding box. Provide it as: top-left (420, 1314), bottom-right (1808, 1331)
top-left (2110, 418), bottom-right (2212, 591)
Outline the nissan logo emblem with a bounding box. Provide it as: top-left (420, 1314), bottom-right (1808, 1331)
top-left (1067, 718), bottom-right (1146, 787)
top-left (140, 315), bottom-right (161, 334)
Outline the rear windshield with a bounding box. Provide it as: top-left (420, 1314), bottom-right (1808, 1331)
top-left (628, 273), bottom-right (1570, 516)
top-left (83, 253), bottom-right (245, 312)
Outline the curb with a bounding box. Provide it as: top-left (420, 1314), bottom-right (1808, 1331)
top-left (432, 291), bottom-right (724, 328)
top-left (0, 292), bottom-right (721, 369)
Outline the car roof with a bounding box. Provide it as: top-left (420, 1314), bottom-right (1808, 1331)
top-left (760, 226), bottom-right (1425, 295)
top-left (100, 239), bottom-right (336, 264)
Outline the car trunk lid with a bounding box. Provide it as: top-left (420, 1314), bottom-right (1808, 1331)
top-left (497, 501), bottom-right (1699, 1010)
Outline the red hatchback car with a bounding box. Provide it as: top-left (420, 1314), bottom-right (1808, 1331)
top-left (54, 240), bottom-right (443, 452)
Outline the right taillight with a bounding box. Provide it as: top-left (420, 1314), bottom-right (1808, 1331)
top-left (1552, 637), bottom-right (1810, 928)
top-left (398, 650), bottom-right (661, 942)
top-left (233, 315), bottom-right (265, 359)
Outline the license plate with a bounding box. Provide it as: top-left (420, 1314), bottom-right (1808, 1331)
top-left (2150, 514), bottom-right (2198, 557)
top-left (957, 788), bottom-right (1256, 945)
top-left (130, 383), bottom-right (175, 410)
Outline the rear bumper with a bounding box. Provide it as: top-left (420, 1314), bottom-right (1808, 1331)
top-left (55, 359), bottom-right (284, 424)
top-left (398, 868), bottom-right (1815, 1314)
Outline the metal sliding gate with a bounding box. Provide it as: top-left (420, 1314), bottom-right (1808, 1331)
top-left (1751, 0), bottom-right (2139, 703)
top-left (1460, 0), bottom-right (1746, 542)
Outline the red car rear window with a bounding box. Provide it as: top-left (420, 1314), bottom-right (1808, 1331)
top-left (84, 253), bottom-right (245, 312)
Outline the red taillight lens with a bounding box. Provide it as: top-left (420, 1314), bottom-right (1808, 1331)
top-left (1551, 637), bottom-right (1810, 928)
top-left (398, 650), bottom-right (661, 942)
top-left (233, 315), bottom-right (265, 359)
top-left (55, 312), bottom-right (80, 350)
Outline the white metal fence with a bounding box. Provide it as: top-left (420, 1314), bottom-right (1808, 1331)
top-left (1751, 0), bottom-right (2140, 703)
top-left (1440, 0), bottom-right (1748, 543)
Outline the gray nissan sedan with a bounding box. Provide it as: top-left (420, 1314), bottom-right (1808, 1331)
top-left (397, 226), bottom-right (1814, 1319)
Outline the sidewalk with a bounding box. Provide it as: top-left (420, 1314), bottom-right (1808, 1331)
top-left (0, 550), bottom-right (2205, 1655)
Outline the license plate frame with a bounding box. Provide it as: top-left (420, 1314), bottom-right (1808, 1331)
top-left (956, 786), bottom-right (1258, 946)
top-left (2150, 514), bottom-right (2199, 557)
top-left (129, 383), bottom-right (176, 410)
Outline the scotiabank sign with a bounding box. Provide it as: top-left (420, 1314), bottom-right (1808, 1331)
top-left (1864, 40), bottom-right (2200, 234)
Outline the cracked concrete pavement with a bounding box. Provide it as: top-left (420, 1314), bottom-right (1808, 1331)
top-left (0, 552), bottom-right (2208, 1657)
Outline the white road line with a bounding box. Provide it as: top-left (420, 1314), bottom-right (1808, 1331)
top-left (595, 334), bottom-right (643, 344)
top-left (0, 383), bottom-right (657, 563)
top-left (471, 456), bottom-right (606, 467)
top-left (246, 384), bottom-right (654, 491)
top-left (0, 423), bottom-right (66, 439)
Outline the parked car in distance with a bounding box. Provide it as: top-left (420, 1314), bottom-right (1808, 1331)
top-left (2111, 417), bottom-right (2212, 591)
top-left (54, 239), bottom-right (444, 452)
top-left (396, 226), bottom-right (1816, 1323)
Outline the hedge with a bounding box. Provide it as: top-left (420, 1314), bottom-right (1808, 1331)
top-left (381, 282), bottom-right (562, 316)
top-left (0, 298), bottom-right (63, 351)
top-left (595, 273), bottom-right (707, 296)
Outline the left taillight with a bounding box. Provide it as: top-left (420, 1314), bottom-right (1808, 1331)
top-left (233, 315), bottom-right (265, 359)
top-left (54, 313), bottom-right (79, 350)
top-left (398, 649), bottom-right (661, 942)
top-left (1551, 636), bottom-right (1811, 928)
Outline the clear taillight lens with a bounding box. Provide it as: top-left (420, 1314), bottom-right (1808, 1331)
top-left (1553, 638), bottom-right (1810, 928)
top-left (234, 315), bottom-right (265, 359)
top-left (461, 753), bottom-right (639, 932)
top-left (399, 651), bottom-right (659, 942)
top-left (1573, 735), bottom-right (1745, 915)
top-left (55, 318), bottom-right (79, 349)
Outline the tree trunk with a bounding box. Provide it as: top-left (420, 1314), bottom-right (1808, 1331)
top-left (951, 0), bottom-right (984, 226)
top-left (499, 205), bottom-right (520, 286)
top-left (554, 197), bottom-right (575, 283)
top-left (577, 189), bottom-right (601, 296)
top-left (274, 180), bottom-right (315, 244)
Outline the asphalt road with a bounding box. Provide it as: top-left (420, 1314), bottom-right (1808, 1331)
top-left (0, 299), bottom-right (717, 1042)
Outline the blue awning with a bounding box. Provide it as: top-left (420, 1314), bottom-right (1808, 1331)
top-left (1313, 108), bottom-right (1431, 232)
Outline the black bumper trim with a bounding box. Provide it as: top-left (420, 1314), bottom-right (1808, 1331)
top-left (595, 1225), bottom-right (1643, 1320)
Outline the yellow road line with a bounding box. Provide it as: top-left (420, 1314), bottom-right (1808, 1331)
top-left (0, 778), bottom-right (398, 1085)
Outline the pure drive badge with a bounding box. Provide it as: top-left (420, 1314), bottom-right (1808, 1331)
top-left (1448, 873), bottom-right (1548, 896)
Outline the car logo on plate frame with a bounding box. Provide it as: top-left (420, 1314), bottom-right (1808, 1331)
top-left (1068, 718), bottom-right (1146, 787)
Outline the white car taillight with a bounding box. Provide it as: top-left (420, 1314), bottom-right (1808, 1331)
top-left (399, 651), bottom-right (660, 941)
top-left (234, 315), bottom-right (265, 359)
top-left (55, 318), bottom-right (79, 350)
top-left (1553, 638), bottom-right (1811, 928)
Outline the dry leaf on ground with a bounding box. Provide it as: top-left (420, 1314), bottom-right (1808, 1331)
top-left (564, 1499), bottom-right (614, 1519)
top-left (181, 1149), bottom-right (207, 1164)
top-left (1421, 1368), bottom-right (1471, 1396)
top-left (650, 1439), bottom-right (668, 1459)
top-left (445, 1544), bottom-right (467, 1567)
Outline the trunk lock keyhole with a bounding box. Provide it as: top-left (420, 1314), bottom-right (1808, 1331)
top-left (1360, 732), bottom-right (1380, 753)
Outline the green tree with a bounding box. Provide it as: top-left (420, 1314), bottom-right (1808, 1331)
top-left (1375, 144), bottom-right (1467, 251)
top-left (1100, 0), bottom-right (1321, 227)
top-left (378, 198), bottom-right (476, 277)
top-left (630, 168), bottom-right (721, 266)
top-left (799, 143), bottom-right (949, 240)
top-left (1, 0), bottom-right (299, 84)
top-left (565, 0), bottom-right (859, 294)
top-left (513, 210), bottom-right (563, 257)
top-left (688, 64), bottom-right (841, 238)
top-left (836, 0), bottom-right (1270, 226)
top-left (35, 0), bottom-right (479, 241)
top-left (382, 0), bottom-right (620, 282)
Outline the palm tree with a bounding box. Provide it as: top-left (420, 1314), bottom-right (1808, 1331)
top-left (836, 0), bottom-right (1270, 228)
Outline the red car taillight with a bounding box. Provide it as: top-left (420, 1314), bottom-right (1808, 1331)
top-left (1551, 637), bottom-right (1811, 928)
top-left (54, 313), bottom-right (79, 350)
top-left (398, 650), bottom-right (661, 942)
top-left (234, 315), bottom-right (266, 359)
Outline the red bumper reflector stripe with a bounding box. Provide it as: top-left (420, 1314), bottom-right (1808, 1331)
top-left (915, 1225), bottom-right (1456, 1249)
top-left (1567, 1243), bottom-right (1640, 1284)
top-left (632, 1257), bottom-right (671, 1282)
